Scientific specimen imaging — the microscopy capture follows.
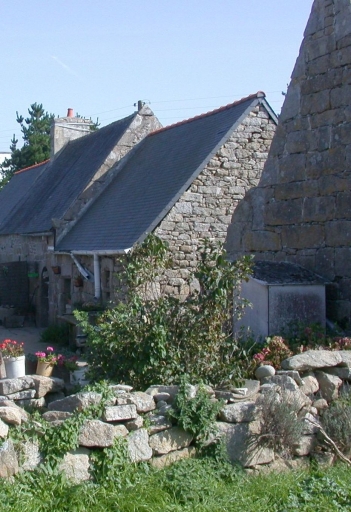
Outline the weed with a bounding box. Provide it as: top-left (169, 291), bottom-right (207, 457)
top-left (168, 376), bottom-right (223, 447)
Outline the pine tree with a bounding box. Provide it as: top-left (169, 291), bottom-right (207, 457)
top-left (0, 103), bottom-right (54, 189)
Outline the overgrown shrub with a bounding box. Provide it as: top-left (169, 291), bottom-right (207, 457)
top-left (75, 235), bottom-right (252, 388)
top-left (255, 389), bottom-right (304, 458)
top-left (322, 387), bottom-right (351, 457)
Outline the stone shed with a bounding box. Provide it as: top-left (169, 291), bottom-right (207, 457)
top-left (235, 261), bottom-right (327, 339)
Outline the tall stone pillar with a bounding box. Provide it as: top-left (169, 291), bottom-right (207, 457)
top-left (226, 0), bottom-right (351, 328)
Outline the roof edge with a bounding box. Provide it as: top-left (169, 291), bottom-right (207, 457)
top-left (150, 91), bottom-right (266, 136)
top-left (14, 159), bottom-right (50, 175)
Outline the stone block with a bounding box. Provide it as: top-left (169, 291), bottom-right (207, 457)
top-left (126, 392), bottom-right (156, 413)
top-left (0, 419), bottom-right (8, 438)
top-left (219, 402), bottom-right (257, 423)
top-left (0, 440), bottom-right (18, 478)
top-left (59, 449), bottom-right (91, 483)
top-left (325, 220), bottom-right (351, 246)
top-left (20, 441), bottom-right (42, 471)
top-left (331, 84), bottom-right (351, 108)
top-left (31, 375), bottom-right (65, 398)
top-left (281, 224), bottom-right (324, 249)
top-left (147, 414), bottom-right (173, 435)
top-left (0, 406), bottom-right (25, 426)
top-left (78, 419), bottom-right (121, 448)
top-left (293, 435), bottom-right (316, 457)
top-left (149, 427), bottom-right (193, 455)
top-left (242, 231), bottom-right (281, 252)
top-left (281, 350), bottom-right (342, 372)
top-left (150, 446), bottom-right (196, 469)
top-left (217, 421), bottom-right (274, 468)
top-left (314, 248), bottom-right (335, 280)
top-left (127, 428), bottom-right (152, 462)
top-left (286, 130), bottom-right (311, 154)
top-left (331, 46), bottom-right (351, 68)
top-left (124, 416), bottom-right (144, 431)
top-left (48, 392), bottom-right (102, 413)
top-left (6, 389), bottom-right (36, 401)
top-left (264, 199), bottom-right (303, 226)
top-left (307, 54), bottom-right (331, 76)
top-left (103, 404), bottom-right (137, 422)
top-left (42, 411), bottom-right (72, 422)
top-left (275, 181), bottom-right (319, 201)
top-left (302, 196), bottom-right (335, 222)
top-left (301, 90), bottom-right (331, 116)
top-left (336, 191), bottom-right (351, 218)
top-left (0, 377), bottom-right (34, 396)
top-left (314, 371), bottom-right (342, 402)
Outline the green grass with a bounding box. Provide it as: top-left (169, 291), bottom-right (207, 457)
top-left (1, 457), bottom-right (351, 511)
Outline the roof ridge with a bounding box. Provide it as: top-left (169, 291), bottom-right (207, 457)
top-left (149, 91), bottom-right (266, 136)
top-left (14, 159), bottom-right (50, 175)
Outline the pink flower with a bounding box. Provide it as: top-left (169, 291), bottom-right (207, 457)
top-left (46, 347), bottom-right (54, 352)
top-left (35, 352), bottom-right (46, 358)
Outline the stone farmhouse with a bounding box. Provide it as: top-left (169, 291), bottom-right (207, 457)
top-left (227, 0), bottom-right (351, 331)
top-left (0, 93), bottom-right (277, 326)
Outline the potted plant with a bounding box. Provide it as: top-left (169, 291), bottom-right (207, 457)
top-left (0, 339), bottom-right (26, 378)
top-left (35, 347), bottom-right (62, 377)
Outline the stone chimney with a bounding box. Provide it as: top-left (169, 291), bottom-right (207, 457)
top-left (50, 108), bottom-right (96, 158)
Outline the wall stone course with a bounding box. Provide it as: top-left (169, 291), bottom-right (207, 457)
top-left (302, 196), bottom-right (335, 222)
top-left (281, 225), bottom-right (325, 250)
top-left (325, 220), bottom-right (351, 246)
top-left (264, 199), bottom-right (303, 226)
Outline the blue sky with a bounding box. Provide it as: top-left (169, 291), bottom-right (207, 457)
top-left (0, 0), bottom-right (313, 152)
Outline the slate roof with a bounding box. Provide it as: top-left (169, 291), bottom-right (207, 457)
top-left (251, 261), bottom-right (327, 285)
top-left (57, 92), bottom-right (275, 253)
top-left (0, 113), bottom-right (136, 235)
top-left (0, 160), bottom-right (49, 229)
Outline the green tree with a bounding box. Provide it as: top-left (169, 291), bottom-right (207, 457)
top-left (0, 103), bottom-right (54, 189)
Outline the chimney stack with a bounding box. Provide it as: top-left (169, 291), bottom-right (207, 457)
top-left (50, 107), bottom-right (96, 158)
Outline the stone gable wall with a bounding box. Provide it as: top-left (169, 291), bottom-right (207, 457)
top-left (226, 0), bottom-right (351, 330)
top-left (154, 105), bottom-right (276, 299)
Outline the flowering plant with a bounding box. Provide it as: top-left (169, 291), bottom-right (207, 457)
top-left (35, 347), bottom-right (61, 365)
top-left (253, 336), bottom-right (293, 369)
top-left (0, 339), bottom-right (25, 358)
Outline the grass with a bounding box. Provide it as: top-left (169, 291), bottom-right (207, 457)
top-left (0, 457), bottom-right (351, 511)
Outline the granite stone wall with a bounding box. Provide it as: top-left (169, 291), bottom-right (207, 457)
top-left (226, 0), bottom-right (351, 329)
top-left (154, 105), bottom-right (277, 299)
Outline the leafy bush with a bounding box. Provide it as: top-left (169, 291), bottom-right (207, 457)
top-left (75, 235), bottom-right (252, 388)
top-left (40, 323), bottom-right (70, 347)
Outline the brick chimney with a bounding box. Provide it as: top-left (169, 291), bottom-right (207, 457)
top-left (50, 108), bottom-right (96, 158)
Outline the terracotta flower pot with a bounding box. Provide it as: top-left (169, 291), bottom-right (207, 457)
top-left (36, 361), bottom-right (54, 377)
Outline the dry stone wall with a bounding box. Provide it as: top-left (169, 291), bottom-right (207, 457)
top-left (0, 348), bottom-right (350, 480)
top-left (226, 0), bottom-right (351, 330)
top-left (154, 105), bottom-right (276, 299)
